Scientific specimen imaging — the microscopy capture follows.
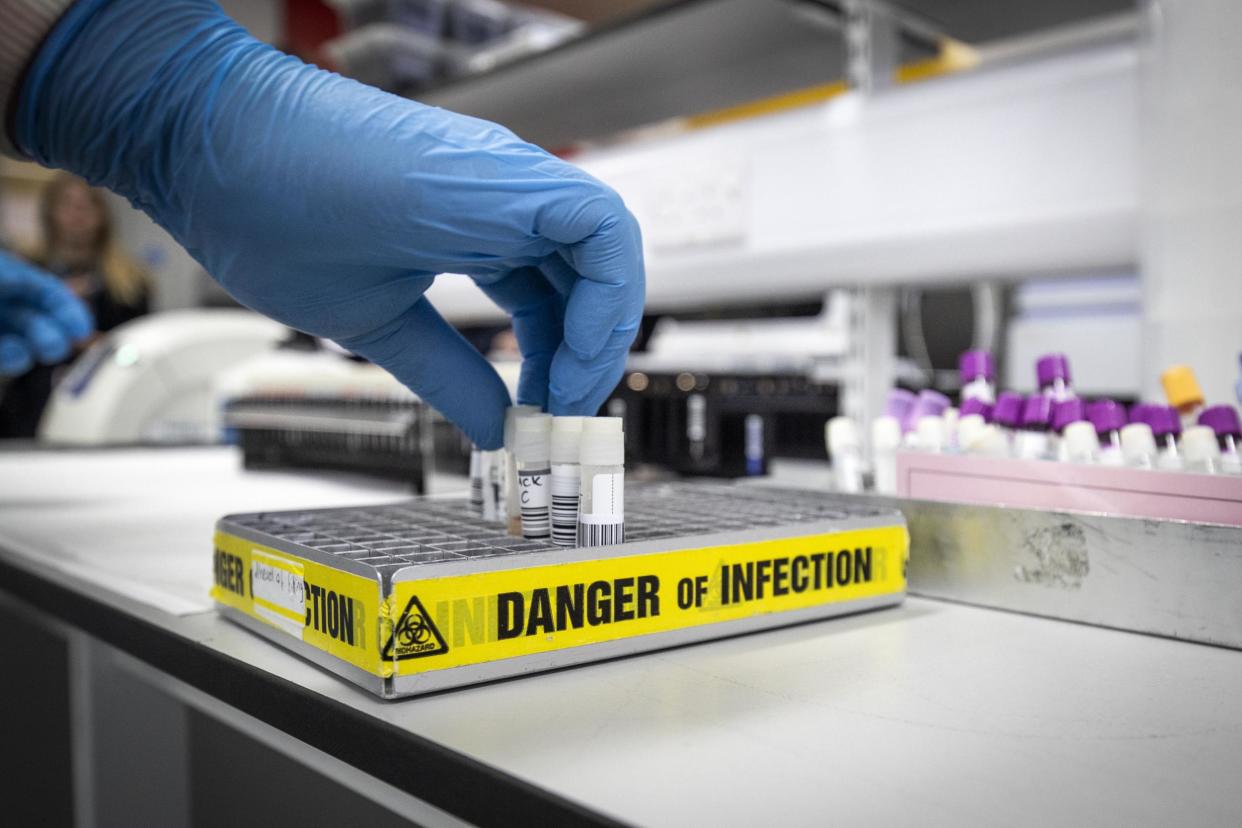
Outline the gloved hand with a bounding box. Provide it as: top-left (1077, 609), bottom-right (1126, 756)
top-left (15, 0), bottom-right (644, 449)
top-left (0, 250), bottom-right (93, 376)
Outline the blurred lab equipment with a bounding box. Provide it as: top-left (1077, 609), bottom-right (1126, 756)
top-left (38, 310), bottom-right (285, 445)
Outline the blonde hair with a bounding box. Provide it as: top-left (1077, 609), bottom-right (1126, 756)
top-left (31, 173), bottom-right (149, 307)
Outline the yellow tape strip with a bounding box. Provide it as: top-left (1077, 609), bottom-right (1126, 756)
top-left (388, 525), bottom-right (908, 677)
top-left (212, 533), bottom-right (387, 677)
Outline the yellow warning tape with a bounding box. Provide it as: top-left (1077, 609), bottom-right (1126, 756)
top-left (213, 525), bottom-right (907, 679)
top-left (388, 525), bottom-right (908, 676)
top-left (212, 533), bottom-right (388, 677)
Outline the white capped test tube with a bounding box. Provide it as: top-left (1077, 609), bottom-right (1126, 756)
top-left (827, 417), bottom-right (863, 494)
top-left (578, 417), bottom-right (625, 547)
top-left (1120, 423), bottom-right (1158, 469)
top-left (1061, 421), bottom-right (1101, 464)
top-left (503, 404), bottom-right (540, 535)
top-left (1180, 425), bottom-right (1222, 474)
top-left (870, 415), bottom-right (902, 495)
top-left (915, 415), bottom-right (946, 453)
top-left (480, 448), bottom-right (504, 522)
top-left (549, 416), bottom-right (585, 546)
top-left (513, 413), bottom-right (553, 540)
top-left (468, 447), bottom-right (483, 514)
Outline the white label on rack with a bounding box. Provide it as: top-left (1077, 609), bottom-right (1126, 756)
top-left (250, 551), bottom-right (306, 637)
top-left (518, 469), bottom-right (551, 539)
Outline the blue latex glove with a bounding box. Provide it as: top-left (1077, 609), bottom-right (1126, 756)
top-left (0, 250), bottom-right (93, 376)
top-left (16, 0), bottom-right (644, 449)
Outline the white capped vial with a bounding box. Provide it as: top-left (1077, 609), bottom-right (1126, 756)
top-left (1120, 423), bottom-right (1158, 469)
top-left (480, 448), bottom-right (504, 522)
top-left (503, 404), bottom-right (540, 535)
top-left (1180, 425), bottom-right (1222, 474)
top-left (468, 447), bottom-right (483, 515)
top-left (827, 417), bottom-right (863, 494)
top-left (915, 415), bottom-right (946, 453)
top-left (1061, 421), bottom-right (1101, 464)
top-left (870, 415), bottom-right (902, 495)
top-left (549, 416), bottom-right (585, 546)
top-left (578, 417), bottom-right (624, 547)
top-left (513, 413), bottom-right (553, 540)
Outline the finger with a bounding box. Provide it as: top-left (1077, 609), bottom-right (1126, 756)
top-left (0, 334), bottom-right (33, 376)
top-left (0, 306), bottom-right (74, 363)
top-left (560, 223), bottom-right (644, 361)
top-left (548, 324), bottom-right (637, 415)
top-left (477, 266), bottom-right (565, 410)
top-left (334, 297), bottom-right (511, 449)
top-left (0, 251), bottom-right (94, 340)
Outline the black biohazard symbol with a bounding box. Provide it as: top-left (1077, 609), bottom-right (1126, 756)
top-left (382, 595), bottom-right (448, 660)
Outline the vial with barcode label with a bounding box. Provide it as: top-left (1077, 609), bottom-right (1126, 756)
top-left (549, 416), bottom-right (584, 546)
top-left (513, 413), bottom-right (553, 540)
top-left (577, 417), bottom-right (625, 547)
top-left (480, 448), bottom-right (504, 522)
top-left (468, 447), bottom-right (484, 514)
top-left (503, 404), bottom-right (540, 535)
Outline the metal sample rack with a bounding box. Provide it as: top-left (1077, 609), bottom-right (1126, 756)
top-left (213, 482), bottom-right (908, 698)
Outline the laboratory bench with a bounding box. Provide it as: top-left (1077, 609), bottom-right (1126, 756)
top-left (2, 446), bottom-right (1241, 826)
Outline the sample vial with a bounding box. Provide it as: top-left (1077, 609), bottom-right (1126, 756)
top-left (942, 407), bottom-right (960, 450)
top-left (1197, 405), bottom-right (1242, 475)
top-left (827, 417), bottom-right (864, 494)
top-left (959, 397), bottom-right (993, 423)
top-left (992, 391), bottom-right (1024, 451)
top-left (1036, 353), bottom-right (1075, 402)
top-left (970, 425), bottom-right (1012, 458)
top-left (503, 404), bottom-right (540, 535)
top-left (1088, 400), bottom-right (1126, 467)
top-left (1013, 394), bottom-right (1053, 460)
top-left (1061, 420), bottom-right (1101, 464)
top-left (885, 388), bottom-right (917, 430)
top-left (1161, 364), bottom-right (1205, 428)
top-left (955, 413), bottom-right (988, 453)
top-left (958, 350), bottom-right (996, 405)
top-left (902, 390), bottom-right (950, 445)
top-left (1147, 405), bottom-right (1184, 471)
top-left (513, 413), bottom-right (553, 540)
top-left (1180, 425), bottom-right (1222, 474)
top-left (1120, 422), bottom-right (1158, 469)
top-left (468, 447), bottom-right (483, 514)
top-left (577, 417), bottom-right (625, 547)
top-left (744, 414), bottom-right (765, 476)
top-left (1050, 398), bottom-right (1087, 461)
top-left (870, 415), bottom-right (902, 495)
top-left (480, 448), bottom-right (505, 522)
top-left (549, 416), bottom-right (585, 546)
top-left (914, 415), bottom-right (946, 453)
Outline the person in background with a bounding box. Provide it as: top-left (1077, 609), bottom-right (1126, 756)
top-left (0, 174), bottom-right (150, 437)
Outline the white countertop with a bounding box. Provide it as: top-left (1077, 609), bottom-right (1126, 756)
top-left (2, 446), bottom-right (1240, 826)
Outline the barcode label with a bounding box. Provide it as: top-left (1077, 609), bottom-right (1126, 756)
top-left (518, 469), bottom-right (550, 540)
top-left (550, 464), bottom-right (580, 547)
top-left (576, 519), bottom-right (625, 547)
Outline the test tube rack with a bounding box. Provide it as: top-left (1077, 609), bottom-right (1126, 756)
top-left (213, 482), bottom-right (908, 698)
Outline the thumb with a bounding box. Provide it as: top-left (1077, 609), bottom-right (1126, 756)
top-left (334, 298), bottom-right (511, 449)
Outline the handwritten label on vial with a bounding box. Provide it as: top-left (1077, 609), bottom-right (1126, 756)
top-left (518, 469), bottom-right (551, 539)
